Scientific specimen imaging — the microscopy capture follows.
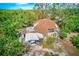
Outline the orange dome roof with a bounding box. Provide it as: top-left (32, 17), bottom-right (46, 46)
top-left (34, 19), bottom-right (58, 35)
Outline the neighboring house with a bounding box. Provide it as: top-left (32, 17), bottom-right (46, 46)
top-left (25, 33), bottom-right (43, 44)
top-left (17, 18), bottom-right (59, 43)
top-left (16, 26), bottom-right (43, 43)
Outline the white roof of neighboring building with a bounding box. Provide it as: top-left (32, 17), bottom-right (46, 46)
top-left (25, 33), bottom-right (43, 41)
top-left (36, 33), bottom-right (43, 38)
top-left (26, 27), bottom-right (34, 33)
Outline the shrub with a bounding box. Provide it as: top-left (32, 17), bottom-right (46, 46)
top-left (60, 29), bottom-right (67, 39)
top-left (71, 35), bottom-right (79, 49)
top-left (26, 19), bottom-right (33, 27)
top-left (43, 36), bottom-right (55, 48)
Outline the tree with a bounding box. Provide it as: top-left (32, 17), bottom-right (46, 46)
top-left (0, 36), bottom-right (23, 56)
top-left (33, 3), bottom-right (52, 19)
top-left (61, 16), bottom-right (79, 32)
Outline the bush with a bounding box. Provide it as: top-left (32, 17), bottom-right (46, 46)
top-left (26, 19), bottom-right (33, 27)
top-left (71, 35), bottom-right (79, 49)
top-left (43, 36), bottom-right (55, 48)
top-left (60, 29), bottom-right (67, 39)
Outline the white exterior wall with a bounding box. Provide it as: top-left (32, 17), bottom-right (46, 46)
top-left (19, 34), bottom-right (25, 42)
top-left (48, 31), bottom-right (58, 37)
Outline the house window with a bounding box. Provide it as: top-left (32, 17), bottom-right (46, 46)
top-left (52, 32), bottom-right (57, 37)
top-left (48, 29), bottom-right (57, 37)
top-left (48, 29), bottom-right (54, 33)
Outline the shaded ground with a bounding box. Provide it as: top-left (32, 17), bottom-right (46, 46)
top-left (59, 32), bottom-right (79, 56)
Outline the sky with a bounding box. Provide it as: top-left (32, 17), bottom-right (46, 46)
top-left (0, 3), bottom-right (34, 10)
